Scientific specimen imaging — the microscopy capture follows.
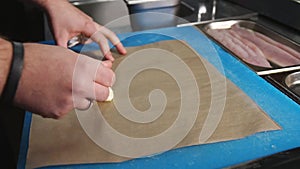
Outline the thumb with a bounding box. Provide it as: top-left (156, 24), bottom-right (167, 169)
top-left (55, 33), bottom-right (69, 48)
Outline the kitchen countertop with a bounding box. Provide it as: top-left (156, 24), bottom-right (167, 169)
top-left (18, 24), bottom-right (300, 169)
top-left (179, 0), bottom-right (256, 24)
top-left (179, 0), bottom-right (300, 44)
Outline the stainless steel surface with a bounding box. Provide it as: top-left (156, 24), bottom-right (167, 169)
top-left (67, 34), bottom-right (88, 48)
top-left (123, 0), bottom-right (256, 32)
top-left (285, 71), bottom-right (300, 88)
top-left (196, 0), bottom-right (216, 22)
top-left (195, 16), bottom-right (300, 104)
top-left (71, 0), bottom-right (131, 32)
top-left (211, 0), bottom-right (216, 20)
top-left (198, 19), bottom-right (300, 74)
top-left (178, 0), bottom-right (255, 25)
top-left (69, 0), bottom-right (116, 5)
top-left (263, 70), bottom-right (300, 105)
top-left (203, 20), bottom-right (300, 52)
top-left (292, 0), bottom-right (300, 4)
top-left (226, 0), bottom-right (300, 32)
top-left (201, 19), bottom-right (240, 29)
top-left (197, 3), bottom-right (207, 22)
top-left (257, 66), bottom-right (300, 76)
top-left (44, 0), bottom-right (257, 40)
top-left (125, 0), bottom-right (180, 7)
top-left (126, 0), bottom-right (187, 31)
top-left (45, 0), bottom-right (131, 40)
top-left (178, 13), bottom-right (257, 27)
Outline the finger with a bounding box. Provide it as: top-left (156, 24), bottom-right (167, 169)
top-left (83, 21), bottom-right (98, 37)
top-left (96, 25), bottom-right (119, 45)
top-left (74, 97), bottom-right (93, 111)
top-left (55, 32), bottom-right (70, 48)
top-left (104, 51), bottom-right (114, 62)
top-left (93, 84), bottom-right (114, 102)
top-left (101, 60), bottom-right (113, 68)
top-left (115, 42), bottom-right (127, 55)
top-left (84, 38), bottom-right (93, 44)
top-left (94, 63), bottom-right (115, 87)
top-left (97, 25), bottom-right (127, 55)
top-left (91, 31), bottom-right (114, 61)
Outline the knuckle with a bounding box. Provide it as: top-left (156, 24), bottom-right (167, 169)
top-left (108, 31), bottom-right (116, 37)
top-left (51, 97), bottom-right (73, 119)
top-left (75, 81), bottom-right (89, 94)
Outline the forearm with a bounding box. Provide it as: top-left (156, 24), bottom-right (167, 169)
top-left (21, 0), bottom-right (69, 11)
top-left (0, 38), bottom-right (13, 96)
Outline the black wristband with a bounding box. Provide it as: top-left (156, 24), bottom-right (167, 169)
top-left (0, 41), bottom-right (24, 106)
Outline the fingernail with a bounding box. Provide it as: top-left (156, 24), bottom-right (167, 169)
top-left (110, 56), bottom-right (115, 62)
top-left (105, 52), bottom-right (115, 61)
top-left (102, 61), bottom-right (109, 67)
top-left (121, 49), bottom-right (127, 55)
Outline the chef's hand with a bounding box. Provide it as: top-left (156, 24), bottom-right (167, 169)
top-left (30, 0), bottom-right (127, 61)
top-left (13, 42), bottom-right (114, 119)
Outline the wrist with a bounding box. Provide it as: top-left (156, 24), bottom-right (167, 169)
top-left (0, 38), bottom-right (13, 96)
top-left (0, 41), bottom-right (25, 106)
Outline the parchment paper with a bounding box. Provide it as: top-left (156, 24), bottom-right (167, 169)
top-left (26, 40), bottom-right (281, 169)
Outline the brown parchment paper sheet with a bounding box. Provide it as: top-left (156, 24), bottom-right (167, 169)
top-left (26, 40), bottom-right (281, 169)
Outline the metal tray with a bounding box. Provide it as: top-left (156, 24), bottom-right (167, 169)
top-left (263, 70), bottom-right (300, 105)
top-left (197, 19), bottom-right (300, 74)
top-left (196, 19), bottom-right (300, 104)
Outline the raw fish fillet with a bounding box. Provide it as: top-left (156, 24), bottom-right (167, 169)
top-left (227, 29), bottom-right (271, 67)
top-left (207, 28), bottom-right (272, 68)
top-left (231, 25), bottom-right (300, 67)
top-left (253, 31), bottom-right (300, 60)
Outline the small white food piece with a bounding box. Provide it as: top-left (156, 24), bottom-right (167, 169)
top-left (105, 87), bottom-right (114, 102)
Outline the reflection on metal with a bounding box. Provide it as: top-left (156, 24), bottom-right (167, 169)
top-left (212, 0), bottom-right (216, 20)
top-left (197, 4), bottom-right (207, 22)
top-left (257, 66), bottom-right (300, 76)
top-left (125, 0), bottom-right (180, 8)
top-left (197, 0), bottom-right (217, 22)
top-left (285, 71), bottom-right (300, 88)
top-left (67, 34), bottom-right (88, 48)
top-left (180, 1), bottom-right (195, 11)
top-left (69, 0), bottom-right (116, 6)
top-left (126, 0), bottom-right (183, 31)
top-left (292, 0), bottom-right (300, 4)
top-left (177, 13), bottom-right (258, 27)
top-left (125, 0), bottom-right (170, 5)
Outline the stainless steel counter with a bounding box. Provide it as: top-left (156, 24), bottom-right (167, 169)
top-left (226, 0), bottom-right (300, 32)
top-left (44, 0), bottom-right (258, 39)
top-left (179, 0), bottom-right (256, 24)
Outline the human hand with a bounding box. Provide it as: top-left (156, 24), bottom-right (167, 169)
top-left (34, 0), bottom-right (126, 61)
top-left (14, 43), bottom-right (115, 119)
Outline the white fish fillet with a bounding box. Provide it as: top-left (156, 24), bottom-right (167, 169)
top-left (254, 31), bottom-right (300, 60)
top-left (207, 28), bottom-right (272, 68)
top-left (231, 25), bottom-right (300, 67)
